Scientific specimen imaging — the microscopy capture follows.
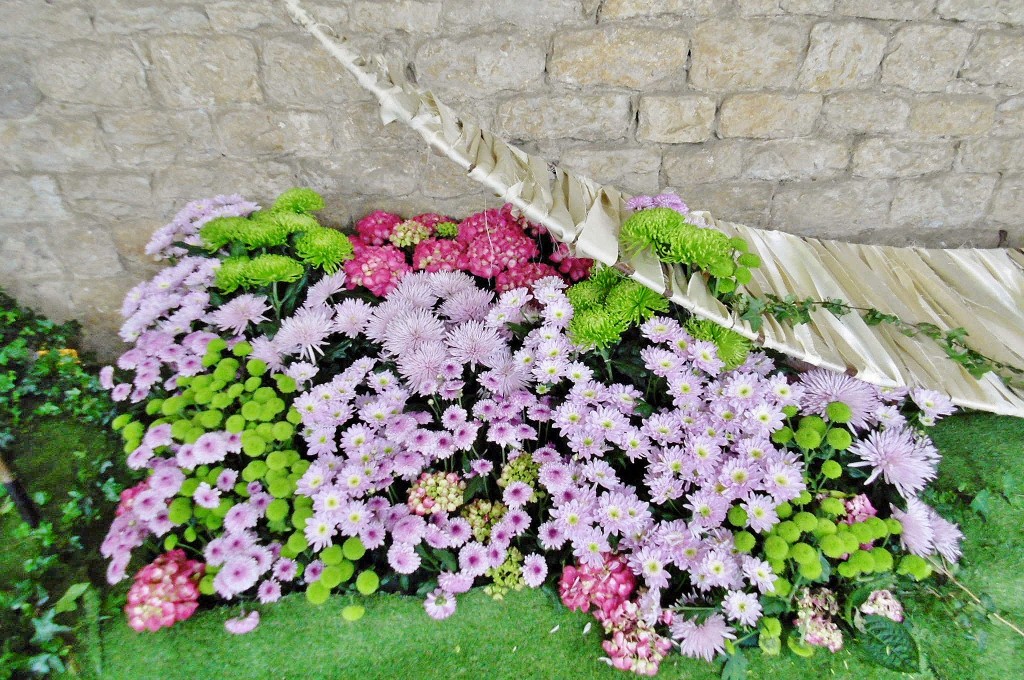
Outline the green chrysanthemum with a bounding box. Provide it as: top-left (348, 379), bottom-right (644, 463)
top-left (272, 187), bottom-right (325, 214)
top-left (214, 256), bottom-right (251, 293)
top-left (590, 265), bottom-right (625, 297)
top-left (566, 279), bottom-right (605, 311)
top-left (435, 221), bottom-right (460, 238)
top-left (242, 254), bottom-right (304, 287)
top-left (231, 218), bottom-right (292, 249)
top-left (251, 210), bottom-right (321, 235)
top-left (662, 223), bottom-right (733, 269)
top-left (568, 307), bottom-right (630, 350)
top-left (687, 318), bottom-right (752, 369)
top-left (605, 279), bottom-right (670, 325)
top-left (294, 227), bottom-right (354, 273)
top-left (619, 207), bottom-right (686, 255)
top-left (200, 217), bottom-right (251, 251)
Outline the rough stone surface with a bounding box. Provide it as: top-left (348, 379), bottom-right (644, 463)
top-left (962, 33), bottom-right (1024, 90)
top-left (690, 21), bottom-right (807, 91)
top-left (550, 27), bottom-right (689, 89)
top-left (853, 138), bottom-right (954, 178)
top-left (600, 0), bottom-right (718, 19)
top-left (559, 147), bottom-right (662, 194)
top-left (496, 94), bottom-right (632, 141)
top-left (890, 174), bottom-right (998, 227)
top-left (745, 140), bottom-right (849, 180)
top-left (990, 176), bottom-right (1024, 225)
top-left (797, 22), bottom-right (887, 92)
top-left (958, 138), bottom-right (1024, 174)
top-left (637, 96), bottom-right (716, 143)
top-left (719, 94), bottom-right (822, 138)
top-left (936, 0), bottom-right (1024, 25)
top-left (417, 34), bottom-right (546, 96)
top-left (909, 97), bottom-right (996, 137)
top-left (836, 0), bottom-right (936, 21)
top-left (148, 36), bottom-right (261, 107)
top-left (772, 179), bottom-right (895, 236)
top-left (821, 93), bottom-right (910, 133)
top-left (882, 25), bottom-right (974, 93)
top-left (0, 0), bottom-right (1021, 357)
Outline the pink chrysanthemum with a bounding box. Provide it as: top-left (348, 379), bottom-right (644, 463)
top-left (799, 368), bottom-right (880, 430)
top-left (671, 613), bottom-right (735, 662)
top-left (208, 294), bottom-right (271, 336)
top-left (424, 587), bottom-right (457, 620)
top-left (224, 611), bottom-right (260, 634)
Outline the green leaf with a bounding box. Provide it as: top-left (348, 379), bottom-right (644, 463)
top-left (30, 609), bottom-right (72, 645)
top-left (858, 615), bottom-right (920, 673)
top-left (53, 583), bottom-right (90, 614)
top-left (721, 649), bottom-right (748, 679)
top-left (970, 489), bottom-right (995, 519)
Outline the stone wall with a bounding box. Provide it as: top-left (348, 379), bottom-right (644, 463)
top-left (1, 0), bottom-right (1022, 358)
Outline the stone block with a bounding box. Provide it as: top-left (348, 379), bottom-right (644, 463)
top-left (152, 161), bottom-right (296, 214)
top-left (994, 97), bottom-right (1024, 137)
top-left (958, 138), bottom-right (1024, 173)
top-left (908, 96), bottom-right (995, 136)
top-left (881, 25), bottom-right (974, 93)
top-left (600, 0), bottom-right (719, 19)
top-left (797, 22), bottom-right (888, 92)
top-left (738, 0), bottom-right (834, 14)
top-left (495, 94), bottom-right (632, 141)
top-left (744, 139), bottom-right (849, 180)
top-left (216, 109), bottom-right (333, 159)
top-left (262, 38), bottom-right (371, 106)
top-left (962, 32), bottom-right (1024, 90)
top-left (0, 175), bottom-right (67, 222)
top-left (852, 138), bottom-right (954, 177)
top-left (719, 94), bottom-right (822, 139)
top-left (0, 119), bottom-right (111, 172)
top-left (663, 141), bottom-right (748, 184)
top-left (0, 225), bottom-right (66, 283)
top-left (0, 1), bottom-right (90, 39)
top-left (33, 42), bottom-right (149, 107)
top-left (559, 147), bottom-right (662, 194)
top-left (989, 175), bottom-right (1024, 225)
top-left (60, 173), bottom-right (154, 219)
top-left (149, 36), bottom-right (261, 107)
top-left (773, 179), bottom-right (895, 236)
top-left (91, 0), bottom-right (209, 33)
top-left (99, 111), bottom-right (217, 165)
top-left (671, 182), bottom-right (775, 226)
top-left (550, 27), bottom-right (689, 89)
top-left (207, 0), bottom-right (286, 31)
top-left (890, 173), bottom-right (998, 226)
top-left (416, 149), bottom-right (486, 199)
top-left (637, 96), bottom-right (717, 143)
top-left (690, 20), bottom-right (808, 91)
top-left (349, 1), bottom-right (443, 32)
top-left (416, 34), bottom-right (546, 96)
top-left (50, 226), bottom-right (126, 279)
top-left (836, 0), bottom-right (936, 20)
top-left (297, 152), bottom-right (420, 199)
top-left (0, 55), bottom-right (41, 119)
top-left (441, 0), bottom-right (585, 29)
top-left (937, 0), bottom-right (1024, 25)
top-left (821, 93), bottom-right (910, 133)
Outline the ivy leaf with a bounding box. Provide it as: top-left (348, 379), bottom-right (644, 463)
top-left (720, 649), bottom-right (748, 680)
top-left (30, 609), bottom-right (72, 645)
top-left (858, 615), bottom-right (920, 673)
top-left (970, 489), bottom-right (995, 519)
top-left (53, 583), bottom-right (90, 614)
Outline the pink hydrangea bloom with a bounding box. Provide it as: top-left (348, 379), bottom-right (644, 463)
top-left (345, 245), bottom-right (412, 297)
top-left (412, 238), bottom-right (465, 273)
top-left (355, 210), bottom-right (403, 246)
top-left (125, 550), bottom-right (204, 632)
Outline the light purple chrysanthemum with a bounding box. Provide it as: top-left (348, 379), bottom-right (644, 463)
top-left (209, 294), bottom-right (271, 336)
top-left (424, 588), bottom-right (457, 620)
top-left (672, 613), bottom-right (736, 662)
top-left (799, 368), bottom-right (880, 430)
top-left (849, 426), bottom-right (938, 499)
top-left (521, 554), bottom-right (548, 588)
top-left (890, 498), bottom-right (934, 557)
top-left (224, 610), bottom-right (260, 634)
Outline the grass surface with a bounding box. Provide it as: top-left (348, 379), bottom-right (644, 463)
top-left (90, 412), bottom-right (1024, 680)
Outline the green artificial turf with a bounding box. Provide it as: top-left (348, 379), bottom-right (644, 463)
top-left (90, 412), bottom-right (1024, 680)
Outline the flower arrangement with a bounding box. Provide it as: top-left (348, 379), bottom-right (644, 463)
top-left (99, 189), bottom-right (962, 676)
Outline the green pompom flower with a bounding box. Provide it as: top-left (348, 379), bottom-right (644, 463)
top-left (294, 227), bottom-right (355, 273)
top-left (605, 279), bottom-right (670, 325)
top-left (243, 254), bottom-right (304, 287)
top-left (273, 187), bottom-right (325, 214)
top-left (686, 318), bottom-right (752, 369)
top-left (435, 221), bottom-right (460, 238)
top-left (568, 307), bottom-right (629, 350)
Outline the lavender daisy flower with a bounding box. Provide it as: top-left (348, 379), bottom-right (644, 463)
top-left (799, 368), bottom-right (880, 430)
top-left (424, 588), bottom-right (457, 620)
top-left (193, 482), bottom-right (221, 509)
top-left (215, 557), bottom-right (260, 598)
top-left (387, 542), bottom-right (421, 574)
top-left (257, 579), bottom-right (282, 604)
top-left (273, 558), bottom-right (298, 582)
top-left (672, 613), bottom-right (736, 662)
top-left (521, 554), bottom-right (548, 588)
top-left (722, 590), bottom-right (763, 627)
top-left (849, 426), bottom-right (938, 499)
top-left (224, 611), bottom-right (260, 635)
top-left (208, 294), bottom-right (271, 335)
top-left (890, 498), bottom-right (934, 557)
